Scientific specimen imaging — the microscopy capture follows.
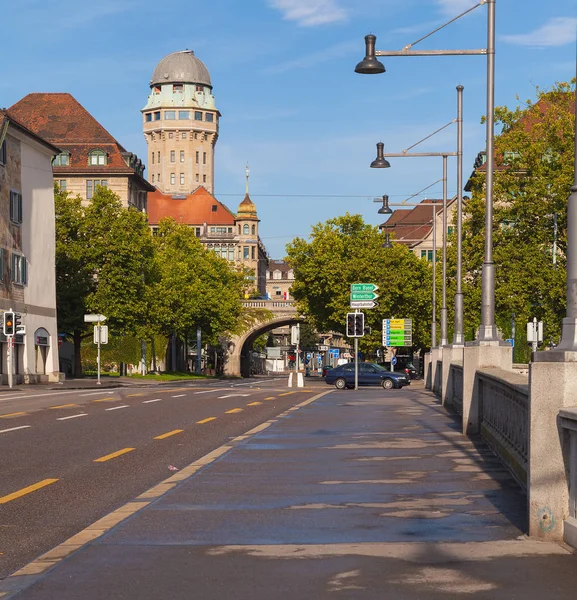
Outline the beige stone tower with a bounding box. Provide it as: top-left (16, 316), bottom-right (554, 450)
top-left (142, 50), bottom-right (219, 194)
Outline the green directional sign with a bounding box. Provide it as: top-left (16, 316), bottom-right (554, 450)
top-left (351, 283), bottom-right (379, 293)
top-left (351, 292), bottom-right (379, 301)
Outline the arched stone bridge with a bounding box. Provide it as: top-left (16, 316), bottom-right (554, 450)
top-left (224, 300), bottom-right (301, 378)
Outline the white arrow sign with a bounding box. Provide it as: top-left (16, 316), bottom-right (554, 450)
top-left (84, 314), bottom-right (107, 323)
top-left (350, 301), bottom-right (378, 309)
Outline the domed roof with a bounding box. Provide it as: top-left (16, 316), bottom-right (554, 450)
top-left (151, 50), bottom-right (211, 87)
top-left (237, 194), bottom-right (258, 220)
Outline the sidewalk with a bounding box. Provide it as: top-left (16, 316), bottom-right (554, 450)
top-left (2, 382), bottom-right (577, 599)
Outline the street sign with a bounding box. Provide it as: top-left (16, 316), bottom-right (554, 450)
top-left (94, 325), bottom-right (109, 344)
top-left (350, 291), bottom-right (379, 301)
top-left (318, 345), bottom-right (329, 351)
top-left (291, 325), bottom-right (300, 345)
top-left (392, 356), bottom-right (397, 366)
top-left (350, 300), bottom-right (378, 309)
top-left (350, 283), bottom-right (379, 293)
top-left (383, 318), bottom-right (413, 347)
top-left (84, 314), bottom-right (107, 323)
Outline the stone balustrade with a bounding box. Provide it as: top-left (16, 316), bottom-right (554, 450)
top-left (449, 363), bottom-right (463, 416)
top-left (558, 408), bottom-right (577, 549)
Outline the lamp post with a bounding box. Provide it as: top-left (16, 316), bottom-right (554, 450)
top-left (356, 0), bottom-right (497, 343)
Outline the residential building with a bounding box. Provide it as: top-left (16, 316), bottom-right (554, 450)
top-left (0, 110), bottom-right (60, 383)
top-left (266, 260), bottom-right (294, 300)
top-left (379, 198), bottom-right (457, 261)
top-left (142, 50), bottom-right (219, 195)
top-left (8, 93), bottom-right (154, 209)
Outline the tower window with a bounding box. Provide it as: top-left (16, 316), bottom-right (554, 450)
top-left (243, 224), bottom-right (249, 235)
top-left (153, 86), bottom-right (161, 94)
top-left (251, 246), bottom-right (255, 260)
top-left (157, 173), bottom-right (161, 182)
top-left (203, 152), bottom-right (206, 165)
top-left (196, 85), bottom-right (203, 92)
top-left (203, 175), bottom-right (206, 183)
top-left (182, 132), bottom-right (187, 139)
top-left (194, 111), bottom-right (203, 121)
top-left (157, 151), bottom-right (160, 162)
top-left (151, 153), bottom-right (154, 165)
top-left (195, 151), bottom-right (199, 164)
top-left (88, 150), bottom-right (107, 166)
top-left (168, 132), bottom-right (174, 139)
top-left (170, 151), bottom-right (175, 163)
top-left (195, 174), bottom-right (199, 182)
top-left (243, 247), bottom-right (249, 259)
top-left (152, 174), bottom-right (155, 183)
top-left (170, 173), bottom-right (175, 185)
top-left (180, 173), bottom-right (185, 185)
top-left (206, 113), bottom-right (214, 123)
top-left (180, 151), bottom-right (185, 163)
top-left (154, 112), bottom-right (161, 121)
top-left (194, 133), bottom-right (198, 139)
top-left (173, 84), bottom-right (183, 92)
top-left (145, 113), bottom-right (152, 122)
top-left (165, 111), bottom-right (176, 120)
top-left (178, 111), bottom-right (190, 119)
top-left (252, 225), bottom-right (256, 235)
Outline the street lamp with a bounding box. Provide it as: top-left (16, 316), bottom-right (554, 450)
top-left (382, 232), bottom-right (393, 249)
top-left (356, 0), bottom-right (497, 343)
top-left (378, 195), bottom-right (392, 215)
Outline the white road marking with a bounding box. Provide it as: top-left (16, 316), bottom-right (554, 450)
top-left (194, 390), bottom-right (225, 395)
top-left (0, 425), bottom-right (31, 434)
top-left (171, 394), bottom-right (186, 398)
top-left (143, 398), bottom-right (162, 404)
top-left (79, 391), bottom-right (118, 397)
top-left (105, 405), bottom-right (130, 411)
top-left (218, 394), bottom-right (250, 399)
top-left (57, 413), bottom-right (88, 421)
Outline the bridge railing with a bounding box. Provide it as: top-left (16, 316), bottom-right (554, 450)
top-left (242, 300), bottom-right (296, 309)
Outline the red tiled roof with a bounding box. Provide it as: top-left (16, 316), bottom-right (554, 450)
top-left (1, 108), bottom-right (61, 154)
top-left (147, 186), bottom-right (236, 226)
top-left (380, 200), bottom-right (444, 246)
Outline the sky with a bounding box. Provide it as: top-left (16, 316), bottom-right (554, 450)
top-left (2, 0), bottom-right (576, 258)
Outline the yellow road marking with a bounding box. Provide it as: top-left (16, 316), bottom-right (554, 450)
top-left (154, 429), bottom-right (183, 440)
top-left (127, 393), bottom-right (144, 397)
top-left (247, 402), bottom-right (262, 406)
top-left (264, 396), bottom-right (276, 401)
top-left (226, 408), bottom-right (244, 414)
top-left (49, 404), bottom-right (77, 409)
top-left (0, 479), bottom-right (59, 504)
top-left (197, 417), bottom-right (217, 424)
top-left (279, 392), bottom-right (295, 397)
top-left (94, 448), bottom-right (135, 463)
top-left (92, 397), bottom-right (116, 402)
top-left (0, 412), bottom-right (27, 418)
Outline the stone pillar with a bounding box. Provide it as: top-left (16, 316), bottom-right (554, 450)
top-left (462, 343), bottom-right (512, 435)
top-left (442, 345), bottom-right (464, 408)
top-left (424, 352), bottom-right (432, 390)
top-left (430, 347), bottom-right (442, 397)
top-left (528, 353), bottom-right (577, 541)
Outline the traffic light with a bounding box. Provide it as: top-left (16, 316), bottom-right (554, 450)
top-left (3, 311), bottom-right (14, 336)
top-left (354, 313), bottom-right (365, 337)
top-left (14, 313), bottom-right (23, 335)
top-left (346, 313), bottom-right (356, 337)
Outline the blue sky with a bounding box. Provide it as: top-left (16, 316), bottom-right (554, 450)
top-left (2, 0), bottom-right (576, 258)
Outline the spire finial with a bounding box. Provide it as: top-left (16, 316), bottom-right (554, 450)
top-left (245, 163), bottom-right (250, 195)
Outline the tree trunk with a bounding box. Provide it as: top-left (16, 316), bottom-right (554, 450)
top-left (151, 338), bottom-right (157, 372)
top-left (73, 330), bottom-right (83, 378)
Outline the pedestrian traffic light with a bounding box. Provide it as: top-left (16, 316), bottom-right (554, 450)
top-left (346, 313), bottom-right (356, 337)
top-left (3, 311), bottom-right (14, 336)
top-left (354, 313), bottom-right (365, 337)
top-left (14, 313), bottom-right (23, 335)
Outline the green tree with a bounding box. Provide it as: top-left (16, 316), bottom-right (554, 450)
top-left (459, 81), bottom-right (574, 358)
top-left (286, 213), bottom-right (433, 353)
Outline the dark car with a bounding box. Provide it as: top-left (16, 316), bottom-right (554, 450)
top-left (321, 365), bottom-right (332, 378)
top-left (325, 362), bottom-right (410, 390)
top-left (380, 359), bottom-right (419, 380)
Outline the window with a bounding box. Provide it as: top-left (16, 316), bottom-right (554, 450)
top-left (173, 84), bottom-right (183, 92)
top-left (180, 173), bottom-right (185, 185)
top-left (165, 111), bottom-right (176, 120)
top-left (203, 152), bottom-right (206, 165)
top-left (206, 113), bottom-right (214, 122)
top-left (52, 152), bottom-right (70, 166)
top-left (10, 190), bottom-right (22, 224)
top-left (243, 246), bottom-right (249, 259)
top-left (228, 248), bottom-right (235, 261)
top-left (273, 270), bottom-right (282, 280)
top-left (0, 139), bottom-right (6, 165)
top-left (151, 227), bottom-right (159, 236)
top-left (152, 174), bottom-right (154, 183)
top-left (182, 132), bottom-right (187, 139)
top-left (86, 180), bottom-right (107, 200)
top-left (57, 180), bottom-right (67, 191)
top-left (145, 113), bottom-right (152, 122)
top-left (153, 86), bottom-right (161, 94)
top-left (447, 226), bottom-right (454, 236)
top-left (420, 249), bottom-right (434, 262)
top-left (11, 253), bottom-right (27, 285)
top-left (195, 174), bottom-right (199, 182)
top-left (154, 111), bottom-right (161, 121)
top-left (196, 85), bottom-right (203, 92)
top-left (243, 224), bottom-right (249, 235)
top-left (168, 132), bottom-right (173, 139)
top-left (157, 173), bottom-right (160, 182)
top-left (88, 150), bottom-right (106, 166)
top-left (251, 246), bottom-right (255, 260)
top-left (194, 111), bottom-right (203, 121)
top-left (195, 151), bottom-right (199, 164)
top-left (251, 224), bottom-right (256, 235)
top-left (157, 151), bottom-right (160, 162)
top-left (211, 205), bottom-right (217, 212)
top-left (195, 227), bottom-right (201, 237)
top-left (180, 151), bottom-right (185, 163)
top-left (170, 173), bottom-right (175, 185)
top-left (170, 150), bottom-right (175, 163)
top-left (178, 111), bottom-right (190, 119)
top-left (194, 133), bottom-right (198, 140)
top-left (203, 175), bottom-right (206, 183)
top-left (228, 227), bottom-right (233, 233)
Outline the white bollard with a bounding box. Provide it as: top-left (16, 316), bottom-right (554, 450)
top-left (288, 373), bottom-right (293, 387)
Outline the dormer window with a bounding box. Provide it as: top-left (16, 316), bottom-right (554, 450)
top-left (195, 85), bottom-right (203, 92)
top-left (173, 84), bottom-right (184, 92)
top-left (53, 152), bottom-right (70, 167)
top-left (153, 86), bottom-right (161, 94)
top-left (88, 150), bottom-right (107, 166)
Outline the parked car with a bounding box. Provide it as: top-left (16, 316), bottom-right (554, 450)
top-left (325, 362), bottom-right (410, 390)
top-left (322, 365), bottom-right (332, 378)
top-left (380, 359), bottom-right (419, 380)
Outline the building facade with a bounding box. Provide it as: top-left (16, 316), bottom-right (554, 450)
top-left (0, 111), bottom-right (60, 383)
top-left (9, 93), bottom-right (154, 209)
top-left (142, 51), bottom-right (219, 195)
top-left (266, 260), bottom-right (294, 300)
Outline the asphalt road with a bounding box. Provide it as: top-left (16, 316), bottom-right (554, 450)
top-left (0, 376), bottom-right (323, 578)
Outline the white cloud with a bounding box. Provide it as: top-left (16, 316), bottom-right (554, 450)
top-left (267, 0), bottom-right (348, 26)
top-left (501, 18), bottom-right (577, 48)
top-left (436, 0), bottom-right (479, 17)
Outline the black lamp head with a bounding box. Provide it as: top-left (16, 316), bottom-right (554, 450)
top-left (382, 232), bottom-right (393, 249)
top-left (355, 34), bottom-right (386, 74)
top-left (370, 142), bottom-right (391, 169)
top-left (378, 194), bottom-right (392, 215)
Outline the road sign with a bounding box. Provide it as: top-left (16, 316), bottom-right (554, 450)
top-left (350, 283), bottom-right (379, 293)
top-left (291, 325), bottom-right (300, 345)
top-left (330, 349), bottom-right (340, 357)
top-left (318, 345), bottom-right (329, 351)
top-left (383, 318), bottom-right (413, 347)
top-left (350, 291), bottom-right (379, 301)
top-left (391, 356), bottom-right (397, 366)
top-left (350, 300), bottom-right (378, 309)
top-left (94, 325), bottom-right (109, 344)
top-left (84, 314), bottom-right (107, 323)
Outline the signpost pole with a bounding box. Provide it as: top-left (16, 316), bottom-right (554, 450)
top-left (97, 321), bottom-right (102, 386)
top-left (354, 309), bottom-right (359, 390)
top-left (7, 336), bottom-right (12, 390)
top-left (296, 323), bottom-right (300, 374)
